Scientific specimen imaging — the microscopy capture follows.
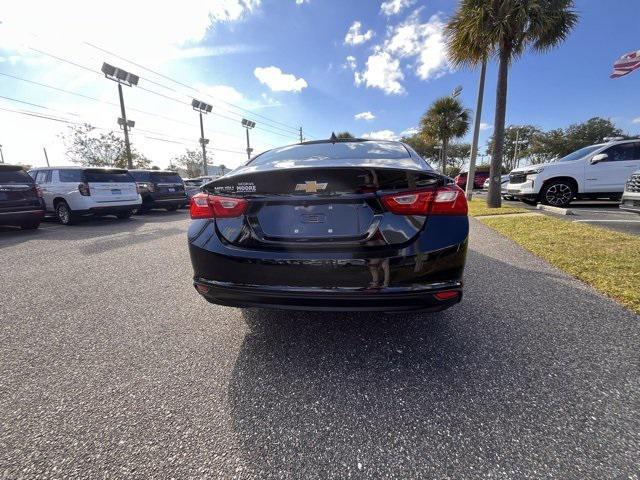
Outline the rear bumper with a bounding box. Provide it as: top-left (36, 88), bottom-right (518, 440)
top-left (193, 279), bottom-right (462, 312)
top-left (188, 215), bottom-right (468, 312)
top-left (620, 193), bottom-right (640, 214)
top-left (0, 209), bottom-right (44, 225)
top-left (142, 193), bottom-right (189, 208)
top-left (75, 204), bottom-right (141, 216)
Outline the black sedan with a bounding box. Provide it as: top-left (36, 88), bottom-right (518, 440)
top-left (188, 138), bottom-right (469, 312)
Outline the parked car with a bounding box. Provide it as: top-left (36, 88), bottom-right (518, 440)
top-left (0, 164), bottom-right (45, 230)
top-left (507, 139), bottom-right (640, 207)
top-left (188, 138), bottom-right (469, 312)
top-left (130, 170), bottom-right (188, 212)
top-left (30, 167), bottom-right (141, 225)
top-left (184, 178), bottom-right (204, 201)
top-left (482, 174), bottom-right (512, 198)
top-left (620, 169), bottom-right (640, 214)
top-left (454, 170), bottom-right (490, 189)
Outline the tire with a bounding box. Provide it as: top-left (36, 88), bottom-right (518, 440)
top-left (165, 205), bottom-right (179, 212)
top-left (56, 201), bottom-right (76, 225)
top-left (540, 180), bottom-right (576, 208)
top-left (20, 220), bottom-right (40, 230)
top-left (116, 210), bottom-right (133, 220)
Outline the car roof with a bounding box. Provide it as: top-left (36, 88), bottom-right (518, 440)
top-left (130, 169), bottom-right (179, 173)
top-left (0, 164), bottom-right (25, 171)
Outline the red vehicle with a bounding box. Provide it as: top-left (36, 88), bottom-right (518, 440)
top-left (454, 170), bottom-right (490, 189)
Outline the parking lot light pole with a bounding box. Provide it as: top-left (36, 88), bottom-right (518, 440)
top-left (101, 63), bottom-right (139, 169)
top-left (0, 144), bottom-right (4, 164)
top-left (192, 99), bottom-right (213, 176)
top-left (242, 119), bottom-right (256, 161)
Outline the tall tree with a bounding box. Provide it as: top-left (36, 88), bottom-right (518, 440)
top-left (446, 0), bottom-right (578, 207)
top-left (419, 96), bottom-right (470, 173)
top-left (61, 124), bottom-right (150, 169)
top-left (487, 124), bottom-right (542, 171)
top-left (174, 149), bottom-right (204, 178)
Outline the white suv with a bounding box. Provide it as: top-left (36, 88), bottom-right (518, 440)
top-left (507, 139), bottom-right (640, 208)
top-left (30, 167), bottom-right (142, 225)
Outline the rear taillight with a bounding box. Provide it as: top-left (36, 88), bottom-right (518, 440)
top-left (380, 185), bottom-right (467, 216)
top-left (78, 183), bottom-right (91, 196)
top-left (434, 290), bottom-right (460, 301)
top-left (189, 193), bottom-right (248, 219)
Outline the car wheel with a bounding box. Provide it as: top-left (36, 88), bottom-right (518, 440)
top-left (20, 220), bottom-right (40, 230)
top-left (116, 210), bottom-right (133, 219)
top-left (541, 181), bottom-right (575, 208)
top-left (165, 205), bottom-right (179, 212)
top-left (56, 201), bottom-right (76, 225)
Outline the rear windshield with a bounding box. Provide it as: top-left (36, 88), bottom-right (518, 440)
top-left (184, 180), bottom-right (202, 186)
top-left (84, 169), bottom-right (134, 183)
top-left (251, 141), bottom-right (410, 166)
top-left (130, 171), bottom-right (151, 182)
top-left (0, 168), bottom-right (33, 184)
top-left (151, 172), bottom-right (182, 183)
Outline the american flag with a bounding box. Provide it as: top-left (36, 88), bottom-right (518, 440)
top-left (610, 50), bottom-right (640, 78)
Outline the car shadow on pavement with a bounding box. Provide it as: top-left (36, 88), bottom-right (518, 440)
top-left (0, 211), bottom-right (188, 248)
top-left (227, 250), bottom-right (638, 478)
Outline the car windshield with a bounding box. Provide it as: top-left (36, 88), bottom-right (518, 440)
top-left (0, 169), bottom-right (33, 183)
top-left (151, 173), bottom-right (182, 183)
top-left (84, 169), bottom-right (134, 183)
top-left (554, 145), bottom-right (602, 162)
top-left (251, 141), bottom-right (411, 165)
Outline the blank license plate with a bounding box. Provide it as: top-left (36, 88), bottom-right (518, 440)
top-left (111, 189), bottom-right (121, 195)
top-left (168, 188), bottom-right (175, 192)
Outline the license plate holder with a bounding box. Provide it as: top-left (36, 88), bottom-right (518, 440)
top-left (111, 189), bottom-right (121, 195)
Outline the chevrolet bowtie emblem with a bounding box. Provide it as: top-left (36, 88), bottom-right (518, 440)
top-left (295, 181), bottom-right (328, 193)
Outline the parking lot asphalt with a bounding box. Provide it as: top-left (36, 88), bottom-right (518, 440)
top-left (1, 212), bottom-right (638, 478)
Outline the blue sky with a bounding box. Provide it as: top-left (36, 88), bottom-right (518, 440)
top-left (1, 0), bottom-right (639, 169)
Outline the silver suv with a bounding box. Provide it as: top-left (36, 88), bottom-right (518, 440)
top-left (30, 167), bottom-right (142, 225)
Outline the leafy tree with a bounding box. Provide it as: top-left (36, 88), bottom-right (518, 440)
top-left (167, 161), bottom-right (178, 171)
top-left (419, 96), bottom-right (470, 173)
top-left (446, 0), bottom-right (578, 207)
top-left (487, 125), bottom-right (542, 171)
top-left (174, 149), bottom-right (204, 178)
top-left (61, 123), bottom-right (151, 169)
top-left (447, 143), bottom-right (472, 176)
top-left (335, 131), bottom-right (355, 139)
top-left (400, 134), bottom-right (440, 164)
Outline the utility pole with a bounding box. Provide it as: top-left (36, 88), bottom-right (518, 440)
top-left (465, 58), bottom-right (487, 200)
top-left (117, 83), bottom-right (133, 169)
top-left (241, 119), bottom-right (256, 161)
top-left (101, 63), bottom-right (138, 170)
top-left (0, 144), bottom-right (4, 164)
top-left (299, 127), bottom-right (304, 143)
top-left (192, 99), bottom-right (212, 176)
top-left (43, 147), bottom-right (50, 167)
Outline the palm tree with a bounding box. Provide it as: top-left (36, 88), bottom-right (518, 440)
top-left (420, 96), bottom-right (470, 174)
top-left (446, 0), bottom-right (578, 207)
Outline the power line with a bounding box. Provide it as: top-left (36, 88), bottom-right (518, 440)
top-left (23, 46), bottom-right (298, 141)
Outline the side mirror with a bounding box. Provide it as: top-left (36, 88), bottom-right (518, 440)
top-left (590, 153), bottom-right (608, 164)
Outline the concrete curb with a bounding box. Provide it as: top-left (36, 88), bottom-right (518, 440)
top-left (536, 204), bottom-right (574, 216)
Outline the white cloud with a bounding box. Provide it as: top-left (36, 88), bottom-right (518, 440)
top-left (400, 126), bottom-right (419, 136)
top-left (354, 11), bottom-right (450, 95)
top-left (254, 66), bottom-right (308, 92)
top-left (345, 55), bottom-right (357, 70)
top-left (344, 21), bottom-right (374, 46)
top-left (354, 111), bottom-right (376, 121)
top-left (479, 122), bottom-right (492, 130)
top-left (295, 0), bottom-right (309, 4)
top-left (380, 0), bottom-right (416, 16)
top-left (361, 129), bottom-right (398, 141)
top-left (632, 117), bottom-right (640, 124)
top-left (355, 50), bottom-right (405, 95)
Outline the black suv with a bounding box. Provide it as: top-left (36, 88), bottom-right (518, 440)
top-left (129, 170), bottom-right (188, 212)
top-left (0, 165), bottom-right (45, 229)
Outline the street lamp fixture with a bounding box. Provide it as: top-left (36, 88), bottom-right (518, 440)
top-left (241, 118), bottom-right (256, 160)
top-left (451, 85), bottom-right (463, 98)
top-left (192, 99), bottom-right (213, 175)
top-left (101, 62), bottom-right (137, 169)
